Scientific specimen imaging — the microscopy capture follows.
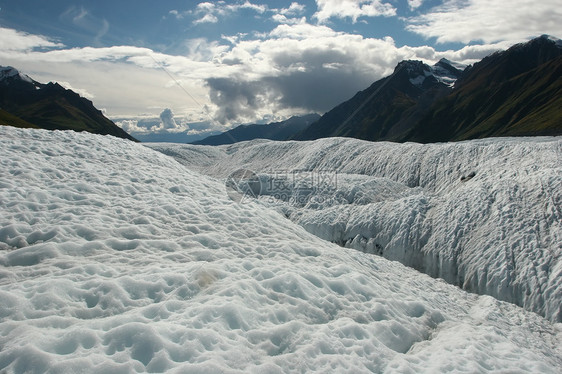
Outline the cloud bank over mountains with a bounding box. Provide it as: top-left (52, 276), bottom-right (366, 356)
top-left (1, 0), bottom-right (559, 136)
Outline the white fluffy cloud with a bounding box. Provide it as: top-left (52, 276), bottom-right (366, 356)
top-left (159, 108), bottom-right (178, 129)
top-left (407, 0), bottom-right (424, 10)
top-left (116, 119), bottom-right (151, 134)
top-left (271, 14), bottom-right (306, 25)
top-left (0, 27), bottom-right (63, 51)
top-left (313, 0), bottom-right (396, 23)
top-left (280, 2), bottom-right (306, 16)
top-left (57, 81), bottom-right (95, 100)
top-left (192, 1), bottom-right (307, 26)
top-left (192, 1), bottom-right (267, 24)
top-left (407, 0), bottom-right (562, 44)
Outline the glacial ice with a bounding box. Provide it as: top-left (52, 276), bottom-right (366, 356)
top-left (149, 136), bottom-right (562, 323)
top-left (0, 127), bottom-right (561, 373)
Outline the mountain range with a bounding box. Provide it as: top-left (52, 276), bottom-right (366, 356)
top-left (0, 66), bottom-right (136, 141)
top-left (2, 35), bottom-right (560, 145)
top-left (293, 58), bottom-right (464, 141)
top-left (191, 114), bottom-right (320, 145)
top-left (407, 36), bottom-right (562, 142)
top-left (292, 35), bottom-right (562, 143)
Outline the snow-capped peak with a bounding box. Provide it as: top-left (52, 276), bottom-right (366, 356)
top-left (436, 58), bottom-right (467, 72)
top-left (398, 59), bottom-right (464, 88)
top-left (540, 34), bottom-right (562, 48)
top-left (431, 59), bottom-right (466, 87)
top-left (0, 65), bottom-right (34, 84)
top-left (395, 60), bottom-right (432, 87)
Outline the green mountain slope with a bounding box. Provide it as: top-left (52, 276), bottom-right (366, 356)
top-left (294, 59), bottom-right (462, 141)
top-left (0, 109), bottom-right (40, 129)
top-left (294, 36), bottom-right (562, 143)
top-left (406, 37), bottom-right (562, 142)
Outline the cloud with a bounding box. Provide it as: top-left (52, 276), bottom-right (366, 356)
top-left (437, 42), bottom-right (511, 64)
top-left (192, 2), bottom-right (220, 24)
top-left (116, 115), bottom-right (218, 142)
top-left (0, 27), bottom-right (63, 51)
top-left (268, 23), bottom-right (339, 39)
top-left (313, 0), bottom-right (396, 23)
top-left (184, 38), bottom-right (230, 62)
top-left (279, 2), bottom-right (306, 16)
top-left (407, 0), bottom-right (424, 10)
top-left (159, 108), bottom-right (178, 129)
top-left (57, 81), bottom-right (95, 100)
top-left (280, 2), bottom-right (306, 16)
top-left (237, 1), bottom-right (267, 13)
top-left (117, 109), bottom-right (199, 136)
top-left (168, 10), bottom-right (182, 19)
top-left (204, 24), bottom-right (493, 124)
top-left (407, 0), bottom-right (562, 44)
top-left (192, 1), bottom-right (305, 26)
top-left (194, 13), bottom-right (219, 24)
top-left (206, 78), bottom-right (273, 124)
top-left (192, 1), bottom-right (267, 24)
top-left (116, 119), bottom-right (151, 134)
top-left (271, 14), bottom-right (306, 25)
top-left (59, 6), bottom-right (110, 45)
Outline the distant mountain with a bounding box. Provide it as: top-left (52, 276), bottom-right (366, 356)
top-left (293, 59), bottom-right (464, 141)
top-left (133, 130), bottom-right (222, 144)
top-left (192, 114), bottom-right (320, 145)
top-left (0, 66), bottom-right (136, 141)
top-left (294, 35), bottom-right (562, 143)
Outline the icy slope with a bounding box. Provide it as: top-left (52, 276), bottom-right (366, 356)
top-left (149, 137), bottom-right (562, 322)
top-left (1, 127), bottom-right (561, 372)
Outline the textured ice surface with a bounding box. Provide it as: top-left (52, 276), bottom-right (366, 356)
top-left (150, 136), bottom-right (562, 323)
top-left (1, 127), bottom-right (561, 373)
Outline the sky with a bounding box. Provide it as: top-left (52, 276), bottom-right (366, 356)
top-left (0, 0), bottom-right (560, 142)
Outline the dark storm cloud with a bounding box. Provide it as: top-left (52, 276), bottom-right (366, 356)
top-left (206, 78), bottom-right (271, 124)
top-left (264, 69), bottom-right (369, 112)
top-left (206, 69), bottom-right (369, 124)
top-left (206, 46), bottom-right (377, 123)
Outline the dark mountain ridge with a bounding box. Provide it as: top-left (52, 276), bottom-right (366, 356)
top-left (192, 114), bottom-right (320, 145)
top-left (0, 66), bottom-right (136, 141)
top-left (294, 35), bottom-right (562, 143)
top-left (406, 35), bottom-right (562, 142)
top-left (294, 58), bottom-right (463, 141)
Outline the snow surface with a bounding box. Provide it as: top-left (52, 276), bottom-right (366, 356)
top-left (1, 127), bottom-right (561, 373)
top-left (149, 136), bottom-right (562, 323)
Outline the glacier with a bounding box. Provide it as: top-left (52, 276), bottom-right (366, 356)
top-left (149, 136), bottom-right (562, 323)
top-left (1, 126), bottom-right (561, 373)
